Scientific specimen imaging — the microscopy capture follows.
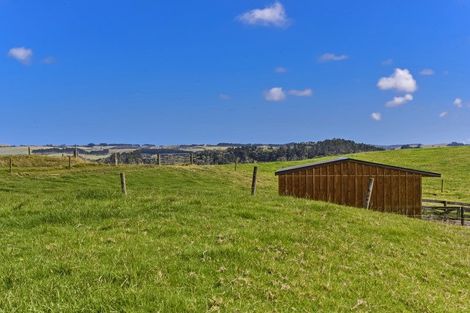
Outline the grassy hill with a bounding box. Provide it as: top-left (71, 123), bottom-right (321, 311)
top-left (0, 155), bottom-right (89, 169)
top-left (0, 147), bottom-right (469, 312)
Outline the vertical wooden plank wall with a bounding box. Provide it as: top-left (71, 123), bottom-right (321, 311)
top-left (306, 169), bottom-right (312, 199)
top-left (319, 166), bottom-right (326, 201)
top-left (278, 160), bottom-right (423, 217)
top-left (376, 167), bottom-right (384, 212)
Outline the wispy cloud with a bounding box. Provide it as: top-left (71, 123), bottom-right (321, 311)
top-left (42, 56), bottom-right (56, 64)
top-left (439, 111), bottom-right (448, 118)
top-left (420, 68), bottom-right (434, 76)
top-left (371, 112), bottom-right (382, 121)
top-left (264, 87), bottom-right (286, 102)
top-left (238, 2), bottom-right (289, 27)
top-left (319, 53), bottom-right (349, 62)
top-left (386, 94), bottom-right (413, 108)
top-left (7, 47), bottom-right (33, 64)
top-left (274, 66), bottom-right (287, 73)
top-left (288, 88), bottom-right (313, 97)
top-left (377, 68), bottom-right (417, 93)
top-left (219, 93), bottom-right (231, 101)
top-left (454, 98), bottom-right (463, 108)
top-left (382, 59), bottom-right (393, 66)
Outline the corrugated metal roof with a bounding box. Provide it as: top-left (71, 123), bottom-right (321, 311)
top-left (275, 157), bottom-right (441, 177)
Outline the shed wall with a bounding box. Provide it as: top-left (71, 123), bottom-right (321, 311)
top-left (278, 160), bottom-right (422, 216)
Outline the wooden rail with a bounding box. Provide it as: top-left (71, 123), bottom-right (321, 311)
top-left (156, 153), bottom-right (193, 165)
top-left (422, 199), bottom-right (470, 226)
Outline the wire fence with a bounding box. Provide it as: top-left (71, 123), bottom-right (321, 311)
top-left (422, 199), bottom-right (470, 226)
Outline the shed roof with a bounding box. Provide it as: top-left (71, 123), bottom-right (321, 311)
top-left (275, 157), bottom-right (441, 177)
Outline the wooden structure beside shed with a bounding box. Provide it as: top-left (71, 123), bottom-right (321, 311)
top-left (275, 158), bottom-right (441, 217)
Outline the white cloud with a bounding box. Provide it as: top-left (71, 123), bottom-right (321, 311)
top-left (219, 93), bottom-right (231, 100)
top-left (7, 47), bottom-right (33, 64)
top-left (274, 66), bottom-right (287, 73)
top-left (264, 87), bottom-right (286, 102)
top-left (238, 2), bottom-right (289, 27)
top-left (377, 68), bottom-right (417, 93)
top-left (371, 112), bottom-right (382, 121)
top-left (454, 98), bottom-right (463, 108)
top-left (288, 88), bottom-right (313, 97)
top-left (319, 53), bottom-right (349, 62)
top-left (385, 94), bottom-right (413, 108)
top-left (382, 59), bottom-right (393, 66)
top-left (420, 68), bottom-right (434, 76)
top-left (439, 111), bottom-right (448, 118)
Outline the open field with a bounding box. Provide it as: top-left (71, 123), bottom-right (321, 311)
top-left (0, 146), bottom-right (139, 161)
top-left (0, 144), bottom-right (233, 161)
top-left (0, 147), bottom-right (469, 312)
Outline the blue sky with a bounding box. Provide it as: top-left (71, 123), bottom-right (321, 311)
top-left (1, 0), bottom-right (470, 145)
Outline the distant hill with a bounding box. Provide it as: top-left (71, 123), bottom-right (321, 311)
top-left (102, 138), bottom-right (383, 165)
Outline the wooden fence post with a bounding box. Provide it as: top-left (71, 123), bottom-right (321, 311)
top-left (234, 158), bottom-right (238, 171)
top-left (443, 201), bottom-right (448, 221)
top-left (364, 177), bottom-right (375, 209)
top-left (114, 153), bottom-right (119, 166)
top-left (157, 154), bottom-right (161, 166)
top-left (9, 157), bottom-right (13, 175)
top-left (251, 166), bottom-right (258, 196)
top-left (68, 156), bottom-right (72, 170)
top-left (441, 179), bottom-right (444, 193)
top-left (190, 153), bottom-right (194, 165)
top-left (28, 146), bottom-right (31, 156)
top-left (461, 207), bottom-right (465, 226)
top-left (120, 173), bottom-right (127, 195)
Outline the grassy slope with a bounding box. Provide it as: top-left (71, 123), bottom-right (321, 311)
top-left (0, 148), bottom-right (469, 312)
top-left (0, 155), bottom-right (89, 169)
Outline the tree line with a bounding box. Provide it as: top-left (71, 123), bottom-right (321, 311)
top-left (102, 139), bottom-right (382, 165)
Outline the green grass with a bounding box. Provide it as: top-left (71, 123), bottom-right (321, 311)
top-left (0, 147), bottom-right (469, 312)
top-left (0, 155), bottom-right (89, 169)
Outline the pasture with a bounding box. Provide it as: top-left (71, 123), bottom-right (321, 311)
top-left (0, 147), bottom-right (469, 312)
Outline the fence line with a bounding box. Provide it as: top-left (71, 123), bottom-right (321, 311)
top-left (422, 199), bottom-right (470, 226)
top-left (156, 153), bottom-right (192, 165)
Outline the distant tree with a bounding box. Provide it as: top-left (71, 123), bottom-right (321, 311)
top-left (448, 142), bottom-right (465, 147)
top-left (401, 144), bottom-right (421, 149)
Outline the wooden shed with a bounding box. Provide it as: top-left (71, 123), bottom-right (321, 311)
top-left (275, 158), bottom-right (441, 217)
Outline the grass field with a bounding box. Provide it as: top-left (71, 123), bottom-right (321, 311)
top-left (0, 147), bottom-right (469, 312)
